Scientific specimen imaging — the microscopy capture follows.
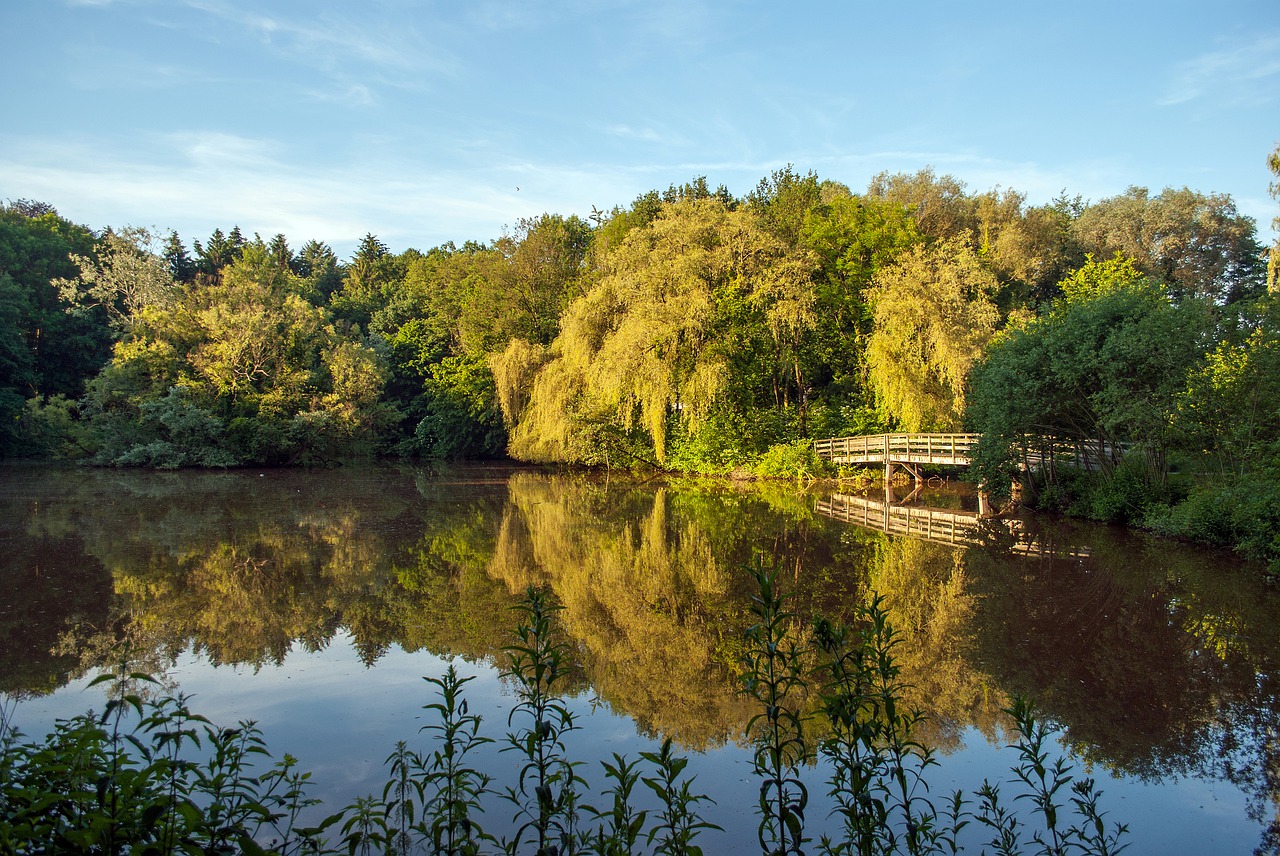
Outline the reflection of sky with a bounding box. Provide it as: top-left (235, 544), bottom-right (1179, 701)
top-left (6, 635), bottom-right (1257, 855)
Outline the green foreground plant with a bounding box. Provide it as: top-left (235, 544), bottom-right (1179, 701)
top-left (1, 572), bottom-right (1128, 855)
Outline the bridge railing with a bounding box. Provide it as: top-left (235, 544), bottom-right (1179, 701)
top-left (813, 433), bottom-right (982, 463)
top-left (813, 433), bottom-right (1135, 471)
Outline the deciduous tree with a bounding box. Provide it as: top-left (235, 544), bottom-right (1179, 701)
top-left (1073, 186), bottom-right (1264, 304)
top-left (865, 238), bottom-right (1000, 431)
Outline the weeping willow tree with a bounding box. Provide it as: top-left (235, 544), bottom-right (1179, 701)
top-left (497, 196), bottom-right (817, 466)
top-left (865, 237), bottom-right (1000, 431)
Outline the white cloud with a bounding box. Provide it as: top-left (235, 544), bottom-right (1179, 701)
top-left (0, 131), bottom-right (642, 256)
top-left (1159, 32), bottom-right (1280, 106)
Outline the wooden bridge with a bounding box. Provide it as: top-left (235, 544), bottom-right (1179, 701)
top-left (813, 433), bottom-right (980, 483)
top-left (813, 432), bottom-right (1128, 483)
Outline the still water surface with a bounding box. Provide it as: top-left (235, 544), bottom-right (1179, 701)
top-left (2, 463), bottom-right (1277, 854)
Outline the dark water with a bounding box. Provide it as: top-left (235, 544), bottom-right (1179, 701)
top-left (2, 463), bottom-right (1277, 854)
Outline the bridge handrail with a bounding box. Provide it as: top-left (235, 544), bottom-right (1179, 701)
top-left (813, 433), bottom-right (1133, 468)
top-left (813, 432), bottom-right (982, 461)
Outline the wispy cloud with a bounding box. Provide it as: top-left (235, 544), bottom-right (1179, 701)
top-left (1159, 31), bottom-right (1280, 106)
top-left (305, 83), bottom-right (377, 108)
top-left (183, 0), bottom-right (460, 79)
top-left (604, 124), bottom-right (669, 145)
top-left (0, 131), bottom-right (643, 255)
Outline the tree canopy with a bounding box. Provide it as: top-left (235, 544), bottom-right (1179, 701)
top-left (1, 151), bottom-right (1276, 510)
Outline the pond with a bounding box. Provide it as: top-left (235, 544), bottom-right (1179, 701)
top-left (2, 463), bottom-right (1278, 854)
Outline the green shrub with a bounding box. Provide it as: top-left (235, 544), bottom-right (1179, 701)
top-left (1146, 476), bottom-right (1280, 573)
top-left (752, 439), bottom-right (831, 481)
top-left (15, 394), bottom-right (95, 460)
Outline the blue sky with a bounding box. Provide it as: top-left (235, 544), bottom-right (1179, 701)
top-left (2, 0), bottom-right (1278, 259)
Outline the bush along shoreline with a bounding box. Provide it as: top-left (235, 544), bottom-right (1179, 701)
top-left (1, 565), bottom-right (1128, 855)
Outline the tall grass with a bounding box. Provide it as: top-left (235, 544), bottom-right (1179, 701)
top-left (0, 568), bottom-right (1128, 855)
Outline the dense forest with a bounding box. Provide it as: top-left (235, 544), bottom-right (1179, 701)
top-left (3, 149), bottom-right (1280, 570)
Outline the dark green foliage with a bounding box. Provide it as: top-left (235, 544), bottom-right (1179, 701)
top-left (1145, 473), bottom-right (1280, 574)
top-left (163, 230), bottom-right (197, 284)
top-left (408, 355), bottom-right (507, 460)
top-left (193, 227), bottom-right (245, 280)
top-left (420, 667), bottom-right (494, 855)
top-left (0, 663), bottom-right (334, 854)
top-left (0, 203), bottom-right (112, 457)
top-left (90, 386), bottom-right (239, 468)
top-left (639, 738), bottom-right (720, 856)
top-left (586, 753), bottom-right (648, 855)
top-left (967, 266), bottom-right (1213, 501)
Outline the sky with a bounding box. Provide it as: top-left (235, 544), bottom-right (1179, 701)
top-left (2, 0), bottom-right (1278, 259)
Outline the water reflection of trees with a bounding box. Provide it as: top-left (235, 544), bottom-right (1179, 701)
top-left (487, 473), bottom-right (875, 747)
top-left (5, 467), bottom-right (1280, 849)
top-left (959, 523), bottom-right (1280, 852)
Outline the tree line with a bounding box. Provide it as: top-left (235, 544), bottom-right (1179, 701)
top-left (2, 150), bottom-right (1279, 566)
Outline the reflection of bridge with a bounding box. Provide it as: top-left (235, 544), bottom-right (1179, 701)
top-left (813, 433), bottom-right (980, 484)
top-left (815, 490), bottom-right (1090, 558)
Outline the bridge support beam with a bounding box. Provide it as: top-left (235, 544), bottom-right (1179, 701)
top-left (885, 461), bottom-right (923, 486)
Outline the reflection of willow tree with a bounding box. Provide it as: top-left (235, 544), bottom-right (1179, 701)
top-left (962, 521), bottom-right (1280, 853)
top-left (487, 473), bottom-right (869, 749)
top-left (861, 537), bottom-right (1011, 751)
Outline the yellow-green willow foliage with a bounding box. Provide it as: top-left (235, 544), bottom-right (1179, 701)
top-left (487, 474), bottom-right (756, 747)
top-left (502, 197), bottom-right (817, 465)
top-left (865, 537), bottom-right (1008, 749)
top-left (866, 238), bottom-right (1000, 431)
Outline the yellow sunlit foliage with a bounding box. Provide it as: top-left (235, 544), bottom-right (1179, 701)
top-left (505, 197), bottom-right (817, 465)
top-left (866, 238), bottom-right (1000, 431)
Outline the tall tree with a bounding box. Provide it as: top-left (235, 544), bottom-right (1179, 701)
top-left (866, 168), bottom-right (979, 243)
top-left (0, 202), bottom-right (109, 405)
top-left (55, 226), bottom-right (177, 335)
top-left (457, 214), bottom-right (592, 354)
top-left (967, 257), bottom-right (1214, 493)
top-left (193, 228), bottom-right (241, 282)
top-left (500, 196), bottom-right (816, 466)
top-left (1268, 142), bottom-right (1280, 293)
top-left (163, 231), bottom-right (197, 284)
top-left (800, 195), bottom-right (922, 418)
top-left (865, 237), bottom-right (1000, 431)
top-left (294, 239), bottom-right (343, 302)
top-left (748, 165), bottom-right (822, 246)
top-left (1072, 186), bottom-right (1264, 304)
top-left (331, 233), bottom-right (395, 327)
top-left (85, 243), bottom-right (388, 466)
top-left (267, 233), bottom-right (295, 275)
